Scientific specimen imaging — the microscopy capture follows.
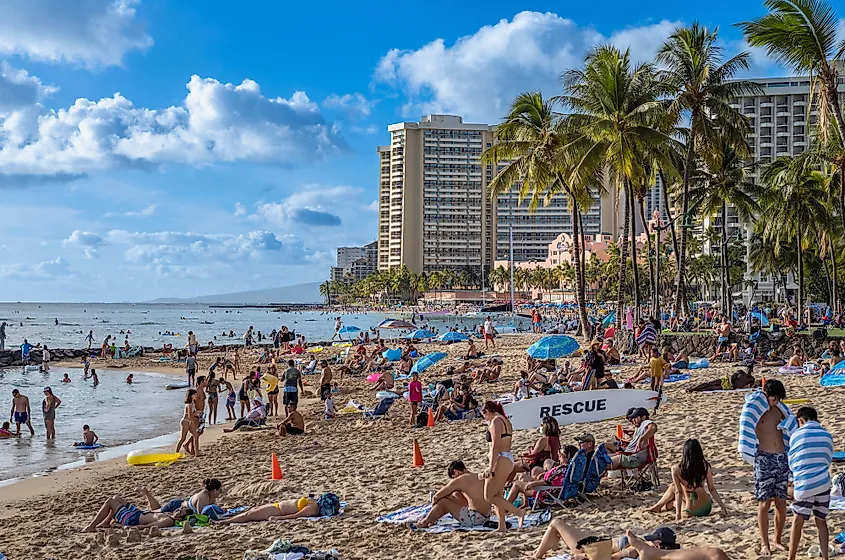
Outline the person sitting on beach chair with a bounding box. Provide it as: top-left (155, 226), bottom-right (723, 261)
top-left (507, 446), bottom-right (579, 506)
top-left (433, 384), bottom-right (477, 422)
top-left (374, 371), bottom-right (396, 392)
top-left (415, 460), bottom-right (492, 529)
top-left (515, 416), bottom-right (562, 472)
top-left (214, 492), bottom-right (341, 524)
top-left (607, 408), bottom-right (656, 470)
top-left (224, 397), bottom-right (267, 432)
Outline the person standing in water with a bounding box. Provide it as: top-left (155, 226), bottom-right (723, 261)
top-left (41, 345), bottom-right (50, 373)
top-left (0, 321), bottom-right (6, 351)
top-left (42, 387), bottom-right (61, 440)
top-left (85, 329), bottom-right (94, 350)
top-left (91, 369), bottom-right (99, 387)
top-left (82, 356), bottom-right (91, 378)
top-left (9, 389), bottom-right (35, 435)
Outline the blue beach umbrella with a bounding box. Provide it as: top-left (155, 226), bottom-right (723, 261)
top-left (438, 331), bottom-right (469, 342)
top-left (750, 312), bottom-right (769, 327)
top-left (338, 325), bottom-right (361, 334)
top-left (411, 352), bottom-right (448, 374)
top-left (405, 329), bottom-right (436, 340)
top-left (526, 335), bottom-right (580, 359)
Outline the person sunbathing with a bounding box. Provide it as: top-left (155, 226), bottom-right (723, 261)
top-left (397, 354), bottom-right (413, 377)
top-left (760, 349), bottom-right (785, 367)
top-left (532, 520), bottom-right (686, 559)
top-left (414, 460), bottom-right (492, 529)
top-left (214, 493), bottom-right (339, 524)
top-left (508, 445), bottom-right (579, 505)
top-left (374, 371), bottom-right (395, 392)
top-left (433, 384), bottom-right (476, 422)
top-left (686, 363), bottom-right (755, 393)
top-left (476, 359), bottom-right (502, 382)
top-left (671, 350), bottom-right (690, 370)
top-left (224, 397), bottom-right (266, 432)
top-left (528, 368), bottom-right (552, 392)
top-left (83, 491), bottom-right (190, 532)
top-left (603, 340), bottom-right (621, 366)
top-left (786, 344), bottom-right (806, 367)
top-left (138, 480), bottom-right (224, 517)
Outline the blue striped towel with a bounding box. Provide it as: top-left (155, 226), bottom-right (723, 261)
top-left (737, 390), bottom-right (797, 464)
top-left (636, 324), bottom-right (657, 347)
top-left (788, 421), bottom-right (833, 500)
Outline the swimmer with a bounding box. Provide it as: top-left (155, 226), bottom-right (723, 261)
top-left (62, 373), bottom-right (71, 383)
top-left (126, 374), bottom-right (134, 384)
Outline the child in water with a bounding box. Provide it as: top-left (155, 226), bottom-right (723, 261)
top-left (126, 374), bottom-right (134, 384)
top-left (73, 424), bottom-right (99, 446)
top-left (0, 421), bottom-right (15, 437)
top-left (62, 373), bottom-right (71, 383)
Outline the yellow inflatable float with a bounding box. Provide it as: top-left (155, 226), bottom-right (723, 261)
top-left (127, 449), bottom-right (184, 466)
top-left (307, 346), bottom-right (325, 353)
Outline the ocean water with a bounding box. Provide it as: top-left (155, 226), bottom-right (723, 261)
top-left (0, 366), bottom-right (186, 482)
top-left (0, 303), bottom-right (530, 350)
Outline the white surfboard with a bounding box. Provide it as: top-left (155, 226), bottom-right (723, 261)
top-left (504, 389), bottom-right (659, 430)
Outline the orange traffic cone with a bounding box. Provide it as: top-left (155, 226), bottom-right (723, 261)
top-left (271, 452), bottom-right (283, 480)
top-left (427, 408), bottom-right (435, 427)
top-left (412, 438), bottom-right (424, 467)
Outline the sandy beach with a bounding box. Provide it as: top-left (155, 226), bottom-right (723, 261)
top-left (1, 334), bottom-right (842, 560)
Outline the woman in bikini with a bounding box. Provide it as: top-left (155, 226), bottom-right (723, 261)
top-left (175, 389), bottom-right (199, 456)
top-left (646, 438), bottom-right (728, 519)
top-left (215, 495), bottom-right (326, 524)
top-left (41, 386), bottom-right (62, 440)
top-left (479, 400), bottom-right (525, 532)
top-left (206, 373), bottom-right (220, 425)
top-left (515, 416), bottom-right (561, 472)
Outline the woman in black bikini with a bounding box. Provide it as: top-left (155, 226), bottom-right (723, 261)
top-left (479, 400), bottom-right (525, 532)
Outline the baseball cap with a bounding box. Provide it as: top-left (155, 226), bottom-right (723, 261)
top-left (626, 407), bottom-right (648, 420)
top-left (575, 433), bottom-right (596, 443)
top-left (43, 386), bottom-right (51, 392)
top-left (644, 527), bottom-right (678, 548)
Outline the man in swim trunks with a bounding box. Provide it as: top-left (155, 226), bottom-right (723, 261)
top-left (711, 317), bottom-right (732, 361)
top-left (277, 402), bottom-right (305, 436)
top-left (82, 494), bottom-right (189, 532)
top-left (755, 379), bottom-right (789, 555)
top-left (9, 389), bottom-right (35, 436)
top-left (282, 360), bottom-right (303, 416)
top-left (318, 360), bottom-right (333, 401)
top-left (186, 353), bottom-right (197, 387)
top-left (416, 460), bottom-right (491, 528)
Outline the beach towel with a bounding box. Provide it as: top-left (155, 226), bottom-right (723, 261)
top-left (376, 504), bottom-right (551, 533)
top-left (829, 497), bottom-right (845, 511)
top-left (820, 373), bottom-right (845, 387)
top-left (738, 390), bottom-right (797, 464)
top-left (777, 366), bottom-right (805, 375)
top-left (688, 359), bottom-right (710, 369)
top-left (788, 421), bottom-right (833, 500)
top-left (635, 324), bottom-right (657, 347)
top-left (639, 374), bottom-right (689, 385)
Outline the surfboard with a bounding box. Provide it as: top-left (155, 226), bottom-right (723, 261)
top-left (504, 389), bottom-right (660, 430)
top-left (165, 382), bottom-right (190, 390)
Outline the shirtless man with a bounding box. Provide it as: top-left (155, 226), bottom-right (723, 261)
top-left (756, 379), bottom-right (789, 555)
top-left (711, 317), bottom-right (732, 361)
top-left (277, 402), bottom-right (305, 436)
top-left (9, 389), bottom-right (35, 435)
top-left (318, 360), bottom-right (333, 401)
top-left (416, 460), bottom-right (492, 529)
top-left (187, 376), bottom-right (207, 455)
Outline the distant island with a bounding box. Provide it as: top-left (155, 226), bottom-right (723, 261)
top-left (146, 281), bottom-right (323, 305)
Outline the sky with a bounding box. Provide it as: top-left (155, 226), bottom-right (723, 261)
top-left (0, 0), bottom-right (802, 302)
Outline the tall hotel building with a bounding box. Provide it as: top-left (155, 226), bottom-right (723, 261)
top-left (377, 115), bottom-right (495, 275)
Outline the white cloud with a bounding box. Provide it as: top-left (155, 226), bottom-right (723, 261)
top-left (234, 202), bottom-right (248, 217)
top-left (62, 229), bottom-right (104, 258)
top-left (253, 185), bottom-right (365, 228)
top-left (322, 92), bottom-right (374, 119)
top-left (374, 11), bottom-right (681, 122)
top-left (125, 204), bottom-right (156, 217)
top-left (365, 200), bottom-right (378, 212)
top-left (0, 62), bottom-right (57, 111)
top-left (351, 124), bottom-right (379, 134)
top-left (0, 75), bottom-right (344, 182)
top-left (0, 257), bottom-right (70, 280)
top-left (0, 0), bottom-right (152, 68)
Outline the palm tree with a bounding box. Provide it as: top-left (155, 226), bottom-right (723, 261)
top-left (760, 156), bottom-right (834, 321)
top-left (482, 91), bottom-right (592, 335)
top-left (690, 136), bottom-right (761, 318)
top-left (657, 23), bottom-right (759, 314)
top-left (739, 0), bottom-right (845, 145)
top-left (559, 45), bottom-right (679, 327)
top-left (319, 281), bottom-right (332, 304)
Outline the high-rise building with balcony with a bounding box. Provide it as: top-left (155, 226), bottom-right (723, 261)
top-left (377, 115), bottom-right (495, 276)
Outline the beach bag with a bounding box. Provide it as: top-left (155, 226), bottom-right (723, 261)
top-left (316, 492), bottom-right (341, 517)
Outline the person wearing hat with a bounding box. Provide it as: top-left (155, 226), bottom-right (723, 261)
top-left (224, 396), bottom-right (267, 433)
top-left (608, 407), bottom-right (656, 469)
top-left (576, 433), bottom-right (597, 460)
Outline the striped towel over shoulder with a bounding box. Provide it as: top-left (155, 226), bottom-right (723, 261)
top-left (788, 421), bottom-right (834, 500)
top-left (636, 324), bottom-right (657, 347)
top-left (737, 390), bottom-right (797, 464)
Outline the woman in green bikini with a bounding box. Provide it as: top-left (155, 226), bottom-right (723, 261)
top-left (646, 439), bottom-right (728, 520)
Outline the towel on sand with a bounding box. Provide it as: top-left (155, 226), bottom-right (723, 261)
top-left (376, 504), bottom-right (551, 533)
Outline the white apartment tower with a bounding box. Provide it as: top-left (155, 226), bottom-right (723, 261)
top-left (377, 115), bottom-right (495, 276)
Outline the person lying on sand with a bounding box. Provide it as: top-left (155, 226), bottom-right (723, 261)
top-left (277, 402), bottom-right (305, 436)
top-left (138, 479), bottom-right (224, 516)
top-left (533, 521), bottom-right (727, 560)
top-left (414, 460), bottom-right (492, 528)
top-left (214, 492), bottom-right (340, 524)
top-left (685, 363), bottom-right (755, 393)
top-left (82, 491), bottom-right (190, 532)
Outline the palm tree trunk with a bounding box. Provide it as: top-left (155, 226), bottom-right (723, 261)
top-left (832, 239), bottom-right (840, 314)
top-left (629, 185), bottom-right (641, 322)
top-left (638, 197), bottom-right (656, 317)
top-left (721, 200), bottom-right (731, 321)
top-left (826, 85), bottom-right (845, 148)
top-left (616, 180), bottom-right (631, 329)
top-left (822, 254), bottom-right (832, 307)
top-left (674, 125), bottom-right (696, 315)
top-left (797, 227), bottom-right (804, 325)
top-left (571, 204), bottom-right (589, 339)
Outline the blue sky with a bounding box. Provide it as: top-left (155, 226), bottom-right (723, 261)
top-left (0, 0), bottom-right (797, 301)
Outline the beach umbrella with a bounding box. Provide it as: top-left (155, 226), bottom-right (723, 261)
top-left (411, 352), bottom-right (448, 373)
top-left (338, 325), bottom-right (361, 334)
top-left (405, 329), bottom-right (436, 340)
top-left (750, 312), bottom-right (769, 327)
top-left (438, 331), bottom-right (469, 342)
top-left (601, 311), bottom-right (616, 328)
top-left (378, 318), bottom-right (416, 329)
top-left (526, 335), bottom-right (580, 359)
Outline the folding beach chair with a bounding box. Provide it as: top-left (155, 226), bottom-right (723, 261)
top-left (363, 397), bottom-right (396, 419)
top-left (529, 448), bottom-right (588, 511)
top-left (610, 439), bottom-right (660, 491)
top-left (582, 443), bottom-right (612, 495)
